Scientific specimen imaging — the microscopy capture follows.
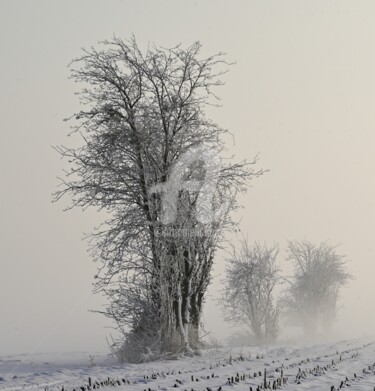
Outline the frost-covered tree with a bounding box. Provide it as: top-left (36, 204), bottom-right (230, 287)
top-left (221, 241), bottom-right (281, 344)
top-left (282, 240), bottom-right (352, 336)
top-left (54, 36), bottom-right (263, 361)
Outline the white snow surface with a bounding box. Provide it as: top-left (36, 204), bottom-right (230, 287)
top-left (1, 339), bottom-right (375, 391)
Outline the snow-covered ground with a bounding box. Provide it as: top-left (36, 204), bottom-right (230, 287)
top-left (1, 339), bottom-right (375, 391)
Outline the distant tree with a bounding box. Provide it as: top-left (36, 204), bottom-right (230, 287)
top-left (282, 240), bottom-right (352, 336)
top-left (221, 241), bottom-right (281, 344)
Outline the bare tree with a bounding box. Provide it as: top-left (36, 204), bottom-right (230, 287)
top-left (221, 241), bottom-right (281, 344)
top-left (282, 240), bottom-right (352, 337)
top-left (54, 36), bottom-right (263, 360)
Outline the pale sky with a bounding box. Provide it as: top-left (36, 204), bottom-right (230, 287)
top-left (1, 0), bottom-right (375, 355)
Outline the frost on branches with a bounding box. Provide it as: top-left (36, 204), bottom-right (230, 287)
top-left (54, 36), bottom-right (263, 362)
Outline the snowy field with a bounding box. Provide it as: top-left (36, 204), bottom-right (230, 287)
top-left (1, 339), bottom-right (375, 391)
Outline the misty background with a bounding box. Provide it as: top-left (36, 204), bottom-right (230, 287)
top-left (1, 0), bottom-right (375, 355)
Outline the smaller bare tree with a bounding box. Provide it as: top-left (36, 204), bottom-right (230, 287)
top-left (221, 241), bottom-right (281, 344)
top-left (282, 240), bottom-right (352, 337)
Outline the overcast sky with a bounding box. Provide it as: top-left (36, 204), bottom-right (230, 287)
top-left (1, 0), bottom-right (375, 355)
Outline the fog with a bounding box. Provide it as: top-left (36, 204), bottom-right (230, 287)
top-left (1, 0), bottom-right (375, 355)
